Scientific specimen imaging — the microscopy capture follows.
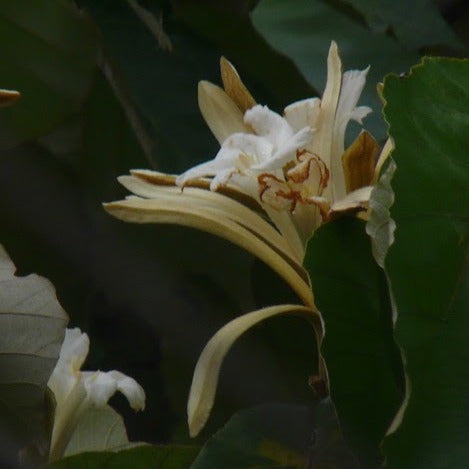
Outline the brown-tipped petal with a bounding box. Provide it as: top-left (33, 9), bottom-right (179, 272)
top-left (329, 186), bottom-right (373, 218)
top-left (372, 137), bottom-right (394, 184)
top-left (342, 130), bottom-right (378, 193)
top-left (198, 81), bottom-right (250, 144)
top-left (0, 89), bottom-right (20, 107)
top-left (220, 57), bottom-right (256, 114)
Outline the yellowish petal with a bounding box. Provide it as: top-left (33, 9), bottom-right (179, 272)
top-left (342, 130), bottom-right (378, 193)
top-left (103, 198), bottom-right (314, 307)
top-left (187, 304), bottom-right (321, 437)
top-left (198, 81), bottom-right (250, 144)
top-left (329, 186), bottom-right (373, 216)
top-left (372, 137), bottom-right (394, 184)
top-left (220, 57), bottom-right (256, 113)
top-left (117, 175), bottom-right (302, 266)
top-left (0, 89), bottom-right (20, 107)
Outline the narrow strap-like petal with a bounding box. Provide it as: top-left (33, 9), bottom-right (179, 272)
top-left (198, 81), bottom-right (250, 144)
top-left (187, 304), bottom-right (321, 437)
top-left (104, 198), bottom-right (314, 306)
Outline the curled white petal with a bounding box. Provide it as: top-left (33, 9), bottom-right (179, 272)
top-left (253, 126), bottom-right (313, 171)
top-left (244, 105), bottom-right (294, 149)
top-left (83, 371), bottom-right (118, 407)
top-left (109, 370), bottom-right (146, 411)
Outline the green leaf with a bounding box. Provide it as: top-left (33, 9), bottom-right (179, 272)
top-left (77, 0), bottom-right (219, 173)
top-left (382, 58), bottom-right (469, 468)
top-left (46, 445), bottom-right (199, 469)
top-left (192, 400), bottom-right (358, 468)
top-left (63, 405), bottom-right (129, 457)
top-left (251, 0), bottom-right (419, 140)
top-left (335, 0), bottom-right (461, 51)
top-left (304, 218), bottom-right (404, 467)
top-left (0, 244), bottom-right (68, 458)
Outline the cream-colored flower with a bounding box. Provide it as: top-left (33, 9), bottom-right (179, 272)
top-left (174, 42), bottom-right (386, 261)
top-left (104, 42), bottom-right (390, 439)
top-left (47, 328), bottom-right (145, 461)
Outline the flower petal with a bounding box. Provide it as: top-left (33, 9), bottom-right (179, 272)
top-left (253, 126), bottom-right (313, 171)
top-left (187, 304), bottom-right (321, 437)
top-left (48, 328), bottom-right (89, 403)
top-left (372, 137), bottom-right (394, 184)
top-left (284, 97), bottom-right (320, 132)
top-left (108, 371), bottom-right (146, 411)
top-left (220, 57), bottom-right (256, 113)
top-left (0, 89), bottom-right (20, 107)
top-left (244, 105), bottom-right (294, 149)
top-left (82, 370), bottom-right (146, 412)
top-left (341, 130), bottom-right (378, 193)
top-left (103, 197), bottom-right (314, 306)
top-left (83, 371), bottom-right (118, 407)
top-left (198, 81), bottom-right (250, 144)
top-left (330, 66), bottom-right (371, 201)
top-left (310, 41), bottom-right (342, 176)
top-left (329, 185), bottom-right (373, 215)
top-left (117, 175), bottom-right (302, 263)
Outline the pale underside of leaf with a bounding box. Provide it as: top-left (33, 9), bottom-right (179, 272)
top-left (0, 244), bottom-right (68, 455)
top-left (187, 304), bottom-right (322, 437)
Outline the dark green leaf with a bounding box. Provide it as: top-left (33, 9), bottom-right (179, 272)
top-left (382, 58), bottom-right (469, 468)
top-left (335, 0), bottom-right (461, 50)
top-left (0, 0), bottom-right (97, 149)
top-left (304, 218), bottom-right (404, 467)
top-left (251, 0), bottom-right (419, 140)
top-left (46, 445), bottom-right (199, 469)
top-left (192, 400), bottom-right (358, 468)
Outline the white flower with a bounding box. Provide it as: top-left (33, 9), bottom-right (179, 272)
top-left (174, 42), bottom-right (384, 261)
top-left (47, 328), bottom-right (145, 461)
top-left (103, 43), bottom-right (392, 439)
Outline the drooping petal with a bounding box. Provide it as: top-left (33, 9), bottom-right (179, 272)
top-left (82, 371), bottom-right (118, 407)
top-left (117, 175), bottom-right (302, 264)
top-left (220, 57), bottom-right (256, 113)
top-left (198, 81), bottom-right (250, 144)
top-left (82, 370), bottom-right (145, 411)
top-left (109, 371), bottom-right (146, 411)
top-left (104, 197), bottom-right (313, 306)
top-left (284, 97), bottom-right (321, 132)
top-left (187, 304), bottom-right (321, 437)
